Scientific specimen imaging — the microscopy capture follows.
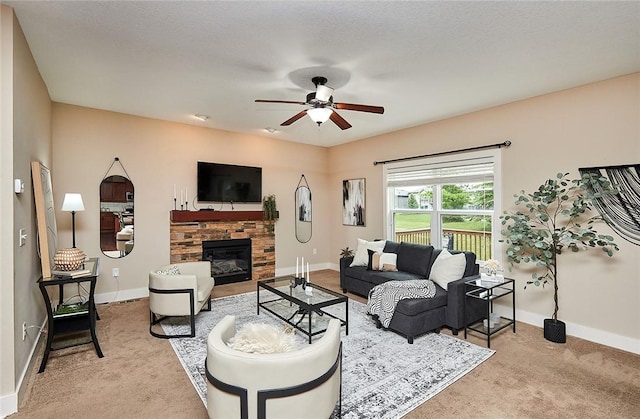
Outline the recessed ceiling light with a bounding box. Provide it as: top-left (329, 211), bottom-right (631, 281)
top-left (265, 127), bottom-right (277, 133)
top-left (194, 114), bottom-right (209, 121)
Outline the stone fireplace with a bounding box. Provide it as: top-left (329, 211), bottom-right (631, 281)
top-left (170, 210), bottom-right (275, 282)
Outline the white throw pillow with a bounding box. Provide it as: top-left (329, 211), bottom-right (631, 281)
top-left (227, 323), bottom-right (300, 354)
top-left (429, 249), bottom-right (467, 290)
top-left (350, 238), bottom-right (386, 267)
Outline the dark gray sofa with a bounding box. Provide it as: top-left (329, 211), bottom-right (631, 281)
top-left (340, 240), bottom-right (484, 343)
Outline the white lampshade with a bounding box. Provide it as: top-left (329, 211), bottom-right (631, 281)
top-left (61, 193), bottom-right (85, 212)
top-left (307, 107), bottom-right (333, 124)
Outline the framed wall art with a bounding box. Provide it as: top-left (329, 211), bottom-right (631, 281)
top-left (342, 178), bottom-right (365, 226)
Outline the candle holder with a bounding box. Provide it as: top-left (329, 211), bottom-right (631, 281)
top-left (290, 276), bottom-right (306, 289)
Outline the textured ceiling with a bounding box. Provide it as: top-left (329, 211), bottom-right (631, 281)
top-left (6, 1), bottom-right (640, 146)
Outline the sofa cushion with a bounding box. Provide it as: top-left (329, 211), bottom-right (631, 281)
top-left (367, 270), bottom-right (424, 286)
top-left (428, 249), bottom-right (467, 290)
top-left (396, 242), bottom-right (433, 277)
top-left (382, 240), bottom-right (401, 254)
top-left (350, 238), bottom-right (386, 267)
top-left (394, 285), bottom-right (448, 315)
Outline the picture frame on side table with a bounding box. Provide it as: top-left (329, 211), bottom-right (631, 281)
top-left (342, 178), bottom-right (366, 226)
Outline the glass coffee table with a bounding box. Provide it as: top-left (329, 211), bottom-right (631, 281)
top-left (257, 276), bottom-right (348, 343)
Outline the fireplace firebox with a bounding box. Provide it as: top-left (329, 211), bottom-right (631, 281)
top-left (202, 238), bottom-right (252, 285)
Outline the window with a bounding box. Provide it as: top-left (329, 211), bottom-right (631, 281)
top-left (383, 150), bottom-right (501, 261)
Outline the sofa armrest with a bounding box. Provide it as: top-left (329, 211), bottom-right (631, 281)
top-left (445, 274), bottom-right (484, 332)
top-left (339, 256), bottom-right (354, 291)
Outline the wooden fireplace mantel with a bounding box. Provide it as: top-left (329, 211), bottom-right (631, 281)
top-left (170, 210), bottom-right (264, 223)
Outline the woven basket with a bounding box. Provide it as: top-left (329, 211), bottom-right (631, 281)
top-left (53, 248), bottom-right (86, 271)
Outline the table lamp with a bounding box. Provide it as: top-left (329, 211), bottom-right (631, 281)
top-left (61, 193), bottom-right (84, 247)
top-left (54, 193), bottom-right (86, 271)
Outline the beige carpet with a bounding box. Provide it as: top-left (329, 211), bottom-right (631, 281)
top-left (11, 270), bottom-right (640, 418)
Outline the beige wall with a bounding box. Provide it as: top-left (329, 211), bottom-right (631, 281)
top-left (329, 73), bottom-right (640, 349)
top-left (52, 105), bottom-right (331, 301)
top-left (1, 6), bottom-right (52, 415)
top-left (52, 74), bottom-right (640, 352)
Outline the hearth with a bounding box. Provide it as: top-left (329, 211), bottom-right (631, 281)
top-left (202, 238), bottom-right (252, 285)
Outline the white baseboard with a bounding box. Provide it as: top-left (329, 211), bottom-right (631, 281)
top-left (331, 266), bottom-right (639, 354)
top-left (99, 269), bottom-right (638, 354)
top-left (95, 286), bottom-right (149, 305)
top-left (1, 392), bottom-right (17, 418)
top-left (3, 316), bottom-right (47, 418)
top-left (276, 263), bottom-right (332, 278)
top-left (499, 306), bottom-right (640, 355)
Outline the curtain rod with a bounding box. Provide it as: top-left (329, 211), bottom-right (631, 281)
top-left (373, 140), bottom-right (511, 166)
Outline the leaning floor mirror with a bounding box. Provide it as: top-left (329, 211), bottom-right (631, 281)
top-left (295, 174), bottom-right (312, 243)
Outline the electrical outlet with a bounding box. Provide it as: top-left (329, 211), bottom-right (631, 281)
top-left (112, 268), bottom-right (119, 277)
top-left (19, 228), bottom-right (27, 247)
top-left (22, 322), bottom-right (27, 341)
top-left (313, 248), bottom-right (317, 255)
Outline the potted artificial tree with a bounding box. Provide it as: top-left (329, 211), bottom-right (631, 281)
top-left (500, 172), bottom-right (619, 343)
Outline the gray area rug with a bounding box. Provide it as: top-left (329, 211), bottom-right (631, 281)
top-left (163, 292), bottom-right (494, 419)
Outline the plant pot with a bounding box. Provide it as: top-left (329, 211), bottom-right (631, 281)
top-left (543, 318), bottom-right (566, 343)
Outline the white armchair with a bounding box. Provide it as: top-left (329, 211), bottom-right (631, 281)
top-left (205, 315), bottom-right (342, 419)
top-left (149, 261), bottom-right (215, 339)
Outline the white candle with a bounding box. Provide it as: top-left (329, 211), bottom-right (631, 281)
top-left (296, 257), bottom-right (299, 278)
top-left (307, 262), bottom-right (310, 282)
top-left (173, 184), bottom-right (176, 199)
top-left (181, 190), bottom-right (184, 204)
top-left (185, 187), bottom-right (188, 204)
top-left (301, 257), bottom-right (305, 278)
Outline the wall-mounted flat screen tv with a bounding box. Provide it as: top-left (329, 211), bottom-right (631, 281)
top-left (197, 162), bottom-right (262, 203)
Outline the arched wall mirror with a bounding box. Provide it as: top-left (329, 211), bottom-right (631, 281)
top-left (100, 158), bottom-right (134, 258)
top-left (295, 175), bottom-right (312, 243)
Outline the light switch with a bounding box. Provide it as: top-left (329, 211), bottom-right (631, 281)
top-left (14, 179), bottom-right (25, 194)
top-left (19, 229), bottom-right (27, 246)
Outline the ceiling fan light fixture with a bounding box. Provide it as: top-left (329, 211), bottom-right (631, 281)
top-left (315, 85), bottom-right (334, 102)
top-left (307, 107), bottom-right (333, 125)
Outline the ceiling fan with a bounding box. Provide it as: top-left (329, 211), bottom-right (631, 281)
top-left (255, 76), bottom-right (384, 130)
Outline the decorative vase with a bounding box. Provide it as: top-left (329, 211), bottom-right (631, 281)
top-left (543, 318), bottom-right (566, 343)
top-left (53, 248), bottom-right (86, 271)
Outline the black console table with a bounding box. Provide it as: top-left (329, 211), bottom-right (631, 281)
top-left (37, 257), bottom-right (103, 372)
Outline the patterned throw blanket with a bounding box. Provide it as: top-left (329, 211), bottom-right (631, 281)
top-left (367, 280), bottom-right (437, 327)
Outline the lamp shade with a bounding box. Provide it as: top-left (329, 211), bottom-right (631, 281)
top-left (307, 107), bottom-right (333, 124)
top-left (61, 193), bottom-right (85, 212)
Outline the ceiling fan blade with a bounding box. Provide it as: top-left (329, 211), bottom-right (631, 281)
top-left (330, 111), bottom-right (352, 130)
top-left (334, 102), bottom-right (385, 114)
top-left (281, 110), bottom-right (308, 126)
top-left (255, 99), bottom-right (306, 105)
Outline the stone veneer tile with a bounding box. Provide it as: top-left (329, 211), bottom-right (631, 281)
top-left (170, 218), bottom-right (275, 280)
